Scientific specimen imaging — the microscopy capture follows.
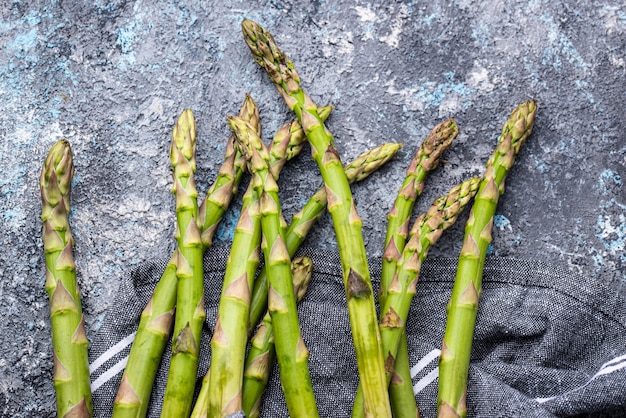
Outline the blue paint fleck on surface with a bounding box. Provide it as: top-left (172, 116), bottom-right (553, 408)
top-left (540, 12), bottom-right (590, 73)
top-left (494, 214), bottom-right (512, 231)
top-left (594, 166), bottom-right (625, 276)
top-left (412, 80), bottom-right (473, 109)
top-left (600, 169), bottom-right (622, 188)
top-left (471, 24), bottom-right (491, 48)
top-left (91, 313), bottom-right (106, 332)
top-left (11, 28), bottom-right (38, 53)
top-left (443, 71), bottom-right (455, 81)
top-left (596, 211), bottom-right (626, 253)
top-left (116, 20), bottom-right (138, 69)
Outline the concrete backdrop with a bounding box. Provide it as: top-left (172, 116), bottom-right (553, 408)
top-left (0, 0), bottom-right (624, 416)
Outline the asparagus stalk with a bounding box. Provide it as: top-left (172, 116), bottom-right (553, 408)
top-left (268, 105), bottom-right (333, 180)
top-left (160, 110), bottom-right (206, 418)
top-left (381, 120), bottom-right (458, 307)
top-left (437, 100), bottom-right (537, 417)
top-left (242, 256), bottom-right (314, 418)
top-left (189, 371), bottom-right (211, 418)
top-left (373, 124), bottom-right (457, 417)
top-left (40, 139), bottom-right (92, 418)
top-left (207, 153), bottom-right (264, 417)
top-left (388, 333), bottom-right (420, 418)
top-left (353, 177), bottom-right (480, 417)
top-left (190, 256), bottom-right (313, 418)
top-left (198, 95), bottom-right (260, 248)
top-left (113, 97), bottom-right (258, 418)
top-left (242, 19), bottom-right (392, 416)
top-left (231, 115), bottom-right (319, 417)
top-left (248, 142), bottom-right (403, 334)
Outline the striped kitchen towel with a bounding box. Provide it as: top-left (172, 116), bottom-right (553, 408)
top-left (90, 246), bottom-right (626, 417)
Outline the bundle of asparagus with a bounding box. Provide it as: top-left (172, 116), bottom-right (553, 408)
top-left (39, 17), bottom-right (538, 418)
top-left (113, 95), bottom-right (258, 418)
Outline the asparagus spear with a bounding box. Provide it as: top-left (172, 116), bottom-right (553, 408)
top-left (242, 256), bottom-right (314, 418)
top-left (189, 371), bottom-right (211, 418)
top-left (353, 177), bottom-right (480, 417)
top-left (231, 115), bottom-right (320, 417)
top-left (207, 152), bottom-right (264, 418)
top-left (371, 123), bottom-right (457, 416)
top-left (378, 118), bottom-right (460, 417)
top-left (198, 95), bottom-right (260, 248)
top-left (160, 110), bottom-right (206, 418)
top-left (248, 142), bottom-right (403, 335)
top-left (242, 19), bottom-right (392, 416)
top-left (437, 100), bottom-right (537, 418)
top-left (113, 97), bottom-right (258, 418)
top-left (223, 103), bottom-right (325, 338)
top-left (381, 120), bottom-right (458, 307)
top-left (388, 333), bottom-right (420, 418)
top-left (40, 139), bottom-right (92, 418)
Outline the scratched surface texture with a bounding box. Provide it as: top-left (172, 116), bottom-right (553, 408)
top-left (1, 0), bottom-right (624, 416)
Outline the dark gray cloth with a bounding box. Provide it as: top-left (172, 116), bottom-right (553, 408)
top-left (90, 246), bottom-right (626, 417)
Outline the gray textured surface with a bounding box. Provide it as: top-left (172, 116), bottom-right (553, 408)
top-left (0, 0), bottom-right (624, 416)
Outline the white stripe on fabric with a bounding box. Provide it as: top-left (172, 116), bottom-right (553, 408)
top-left (410, 349), bottom-right (441, 378)
top-left (594, 359), bottom-right (626, 377)
top-left (600, 352), bottom-right (626, 368)
top-left (413, 366), bottom-right (439, 394)
top-left (89, 332), bottom-right (136, 374)
top-left (536, 353), bottom-right (626, 403)
top-left (91, 355), bottom-right (129, 393)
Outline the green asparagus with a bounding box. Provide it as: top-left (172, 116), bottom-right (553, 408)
top-left (437, 100), bottom-right (537, 417)
top-left (160, 110), bottom-right (206, 418)
top-left (189, 371), bottom-right (210, 418)
top-left (375, 121), bottom-right (457, 416)
top-left (242, 256), bottom-right (314, 418)
top-left (231, 115), bottom-right (319, 417)
top-left (206, 102), bottom-right (329, 417)
top-left (248, 142), bottom-right (403, 335)
top-left (354, 177), bottom-right (480, 417)
top-left (113, 97), bottom-right (259, 418)
top-left (388, 333), bottom-right (420, 418)
top-left (246, 106), bottom-right (333, 335)
top-left (207, 159), bottom-right (263, 417)
top-left (381, 120), bottom-right (458, 307)
top-left (242, 19), bottom-right (392, 416)
top-left (191, 256), bottom-right (313, 418)
top-left (41, 139), bottom-right (92, 418)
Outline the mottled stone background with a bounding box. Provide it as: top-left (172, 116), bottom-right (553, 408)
top-left (0, 0), bottom-right (624, 416)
